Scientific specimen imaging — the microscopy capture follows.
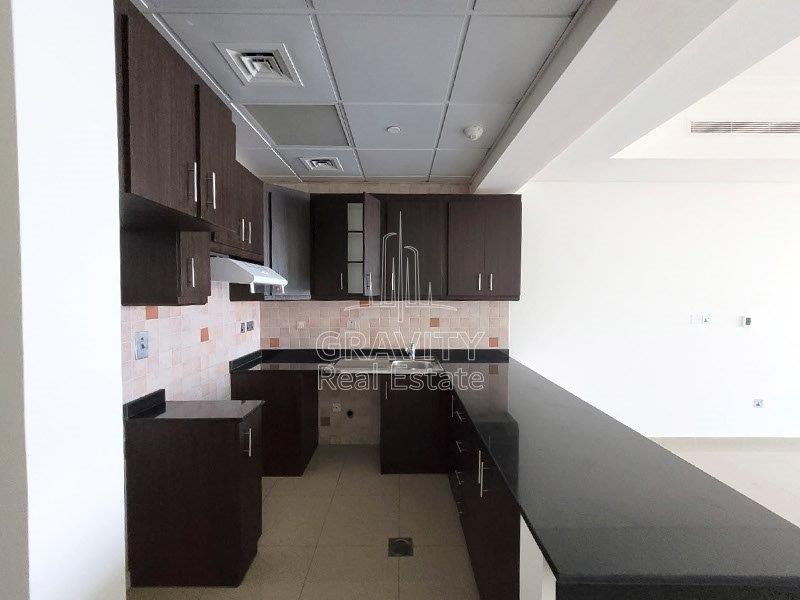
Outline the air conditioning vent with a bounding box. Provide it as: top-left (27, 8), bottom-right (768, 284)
top-left (691, 121), bottom-right (800, 134)
top-left (216, 43), bottom-right (302, 87)
top-left (300, 157), bottom-right (343, 172)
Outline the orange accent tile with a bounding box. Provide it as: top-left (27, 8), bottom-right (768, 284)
top-left (269, 337), bottom-right (280, 348)
top-left (359, 299), bottom-right (370, 307)
top-left (489, 337), bottom-right (499, 348)
top-left (145, 306), bottom-right (159, 320)
top-left (199, 327), bottom-right (209, 343)
top-left (430, 317), bottom-right (440, 328)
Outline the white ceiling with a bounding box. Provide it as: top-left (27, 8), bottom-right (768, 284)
top-left (139, 0), bottom-right (583, 182)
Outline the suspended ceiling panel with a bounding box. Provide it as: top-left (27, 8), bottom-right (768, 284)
top-left (451, 16), bottom-right (571, 103)
top-left (278, 146), bottom-right (362, 178)
top-left (344, 104), bottom-right (444, 149)
top-left (146, 0), bottom-right (309, 12)
top-left (439, 103), bottom-right (516, 149)
top-left (246, 105), bottom-right (348, 146)
top-left (311, 0), bottom-right (471, 13)
top-left (359, 149), bottom-right (435, 178)
top-left (317, 15), bottom-right (465, 103)
top-left (431, 148), bottom-right (488, 177)
top-left (236, 147), bottom-right (296, 178)
top-left (232, 112), bottom-right (268, 148)
top-left (473, 0), bottom-right (584, 16)
top-left (160, 13), bottom-right (336, 104)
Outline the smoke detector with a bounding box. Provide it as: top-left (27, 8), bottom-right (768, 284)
top-left (299, 156), bottom-right (343, 172)
top-left (386, 125), bottom-right (402, 135)
top-left (463, 124), bottom-right (484, 141)
top-left (215, 43), bottom-right (302, 87)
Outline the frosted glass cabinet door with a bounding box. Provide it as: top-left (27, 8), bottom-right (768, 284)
top-left (347, 262), bottom-right (364, 294)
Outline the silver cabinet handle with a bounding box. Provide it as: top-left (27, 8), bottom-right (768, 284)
top-left (241, 218), bottom-right (246, 242)
top-left (208, 171), bottom-right (217, 209)
top-left (245, 427), bottom-right (252, 457)
top-left (454, 410), bottom-right (464, 423)
top-left (489, 273), bottom-right (493, 292)
top-left (454, 470), bottom-right (464, 486)
top-left (428, 281), bottom-right (432, 298)
top-left (340, 272), bottom-right (344, 291)
top-left (450, 394), bottom-right (454, 417)
top-left (477, 273), bottom-right (482, 291)
top-left (368, 272), bottom-right (373, 295)
top-left (391, 270), bottom-right (395, 292)
top-left (478, 450), bottom-right (484, 497)
top-left (455, 440), bottom-right (465, 454)
top-left (384, 381), bottom-right (388, 400)
top-left (189, 162), bottom-right (198, 203)
top-left (248, 221), bottom-right (252, 244)
top-left (189, 257), bottom-right (196, 288)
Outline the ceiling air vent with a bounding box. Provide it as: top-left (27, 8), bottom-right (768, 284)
top-left (216, 43), bottom-right (302, 87)
top-left (691, 121), bottom-right (800, 134)
top-left (300, 157), bottom-right (343, 172)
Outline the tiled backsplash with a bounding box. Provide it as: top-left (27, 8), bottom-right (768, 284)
top-left (261, 300), bottom-right (509, 350)
top-left (121, 283), bottom-right (260, 404)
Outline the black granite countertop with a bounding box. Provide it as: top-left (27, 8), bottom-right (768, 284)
top-left (229, 350), bottom-right (800, 590)
top-left (123, 389), bottom-right (262, 421)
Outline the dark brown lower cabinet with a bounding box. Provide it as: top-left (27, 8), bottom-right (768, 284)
top-left (121, 230), bottom-right (211, 306)
top-left (125, 401), bottom-right (263, 587)
top-left (449, 394), bottom-right (520, 600)
top-left (380, 374), bottom-right (449, 474)
top-left (231, 369), bottom-right (319, 476)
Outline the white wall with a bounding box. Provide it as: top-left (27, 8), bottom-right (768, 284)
top-left (510, 181), bottom-right (800, 437)
top-left (1, 0), bottom-right (127, 598)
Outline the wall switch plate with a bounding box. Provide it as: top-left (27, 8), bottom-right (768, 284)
top-left (246, 320), bottom-right (254, 331)
top-left (332, 402), bottom-right (342, 413)
top-left (753, 399), bottom-right (765, 408)
top-left (240, 322), bottom-right (246, 333)
top-left (297, 321), bottom-right (306, 330)
top-left (347, 319), bottom-right (357, 330)
top-left (701, 314), bottom-right (711, 325)
top-left (740, 316), bottom-right (752, 327)
top-left (134, 331), bottom-right (149, 360)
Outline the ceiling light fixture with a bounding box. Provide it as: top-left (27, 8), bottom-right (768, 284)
top-left (386, 126), bottom-right (402, 135)
top-left (463, 124), bottom-right (484, 141)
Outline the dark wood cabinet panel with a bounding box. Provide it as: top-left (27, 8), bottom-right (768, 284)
top-left (448, 198), bottom-right (486, 298)
top-left (310, 195), bottom-right (350, 297)
top-left (231, 370), bottom-right (318, 476)
top-left (121, 230), bottom-right (210, 306)
top-left (484, 196), bottom-right (521, 298)
top-left (116, 0), bottom-right (197, 217)
top-left (385, 195), bottom-right (448, 300)
top-left (380, 374), bottom-right (449, 474)
top-left (125, 403), bottom-right (263, 587)
top-left (198, 84), bottom-right (234, 231)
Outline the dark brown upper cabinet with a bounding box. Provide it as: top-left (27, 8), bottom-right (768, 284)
top-left (310, 194), bottom-right (380, 299)
top-left (198, 84), bottom-right (235, 232)
top-left (121, 230), bottom-right (211, 306)
top-left (214, 163), bottom-right (264, 263)
top-left (116, 0), bottom-right (198, 220)
top-left (384, 195), bottom-right (447, 300)
top-left (448, 195), bottom-right (521, 300)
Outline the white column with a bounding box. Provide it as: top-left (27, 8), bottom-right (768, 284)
top-left (0, 0), bottom-right (126, 598)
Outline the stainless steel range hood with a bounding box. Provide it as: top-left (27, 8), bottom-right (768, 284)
top-left (210, 256), bottom-right (288, 293)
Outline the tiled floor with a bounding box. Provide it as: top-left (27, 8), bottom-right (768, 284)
top-left (127, 445), bottom-right (478, 600)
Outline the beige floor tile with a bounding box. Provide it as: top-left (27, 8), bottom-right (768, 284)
top-left (399, 545), bottom-right (478, 600)
top-left (318, 495), bottom-right (399, 545)
top-left (198, 546), bottom-right (313, 600)
top-left (336, 446), bottom-right (398, 497)
top-left (263, 477), bottom-right (277, 498)
top-left (399, 474), bottom-right (451, 500)
top-left (399, 494), bottom-right (465, 546)
top-left (300, 546), bottom-right (398, 600)
top-left (127, 587), bottom-right (202, 600)
top-left (268, 452), bottom-right (342, 497)
top-left (261, 494), bottom-right (332, 546)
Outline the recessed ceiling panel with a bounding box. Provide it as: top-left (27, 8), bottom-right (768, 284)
top-left (311, 0), bottom-right (470, 13)
top-left (359, 149), bottom-right (434, 178)
top-left (474, 0), bottom-right (583, 16)
top-left (439, 103), bottom-right (516, 149)
top-left (236, 148), bottom-right (296, 178)
top-left (345, 104), bottom-right (444, 149)
top-left (148, 0), bottom-right (308, 12)
top-left (246, 105), bottom-right (348, 146)
top-left (431, 148), bottom-right (487, 177)
top-left (450, 16), bottom-right (570, 103)
top-left (161, 13), bottom-right (335, 104)
top-left (317, 15), bottom-right (464, 103)
top-left (278, 147), bottom-right (362, 178)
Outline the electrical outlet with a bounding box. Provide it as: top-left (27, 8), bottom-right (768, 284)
top-left (347, 319), bottom-right (357, 330)
top-left (332, 402), bottom-right (342, 413)
top-left (702, 314), bottom-right (711, 325)
top-left (297, 321), bottom-right (306, 330)
top-left (246, 320), bottom-right (254, 331)
top-left (134, 331), bottom-right (149, 360)
top-left (753, 399), bottom-right (765, 408)
top-left (240, 322), bottom-right (246, 333)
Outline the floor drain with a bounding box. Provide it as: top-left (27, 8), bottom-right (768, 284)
top-left (388, 537), bottom-right (413, 557)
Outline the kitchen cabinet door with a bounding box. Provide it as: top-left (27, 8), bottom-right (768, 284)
top-left (270, 186), bottom-right (311, 298)
top-left (385, 196), bottom-right (448, 300)
top-left (483, 196), bottom-right (521, 299)
top-left (447, 198), bottom-right (485, 298)
top-left (118, 0), bottom-right (197, 217)
top-left (198, 83), bottom-right (234, 231)
top-left (245, 170), bottom-right (265, 259)
top-left (363, 193), bottom-right (382, 297)
top-left (310, 195), bottom-right (349, 297)
top-left (238, 408), bottom-right (262, 573)
top-left (178, 231), bottom-right (212, 305)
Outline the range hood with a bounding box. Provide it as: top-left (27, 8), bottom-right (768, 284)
top-left (210, 256), bottom-right (287, 293)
